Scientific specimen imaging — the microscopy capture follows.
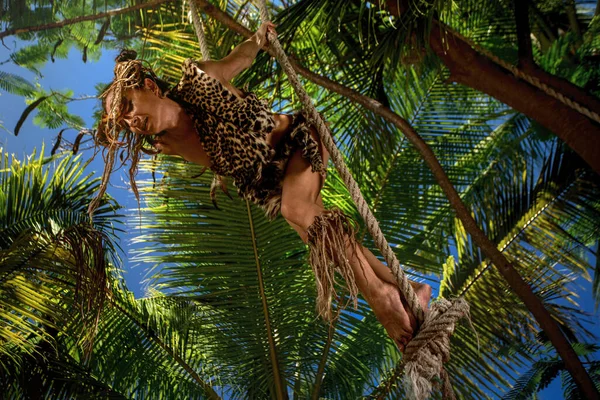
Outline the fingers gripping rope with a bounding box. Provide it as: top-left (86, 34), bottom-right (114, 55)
top-left (255, 1), bottom-right (469, 399)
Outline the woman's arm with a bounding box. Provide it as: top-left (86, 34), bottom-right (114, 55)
top-left (200, 22), bottom-right (276, 83)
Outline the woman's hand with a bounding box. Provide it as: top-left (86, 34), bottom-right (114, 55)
top-left (254, 22), bottom-right (277, 48)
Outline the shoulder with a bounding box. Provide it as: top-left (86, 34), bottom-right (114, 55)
top-left (182, 58), bottom-right (227, 85)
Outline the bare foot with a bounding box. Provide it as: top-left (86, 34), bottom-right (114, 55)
top-left (368, 282), bottom-right (415, 352)
top-left (411, 281), bottom-right (432, 317)
top-left (368, 281), bottom-right (432, 352)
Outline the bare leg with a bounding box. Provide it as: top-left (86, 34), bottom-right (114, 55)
top-left (277, 122), bottom-right (431, 350)
top-left (282, 196), bottom-right (415, 347)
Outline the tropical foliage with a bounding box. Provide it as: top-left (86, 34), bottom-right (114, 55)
top-left (1, 0), bottom-right (599, 399)
top-left (0, 149), bottom-right (120, 397)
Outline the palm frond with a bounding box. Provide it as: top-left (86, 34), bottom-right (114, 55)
top-left (0, 70), bottom-right (36, 96)
top-left (0, 148), bottom-right (123, 387)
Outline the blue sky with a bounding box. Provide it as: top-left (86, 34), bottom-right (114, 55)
top-left (0, 43), bottom-right (149, 297)
top-left (1, 38), bottom-right (598, 399)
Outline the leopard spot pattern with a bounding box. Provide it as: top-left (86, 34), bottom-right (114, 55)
top-left (168, 59), bottom-right (325, 219)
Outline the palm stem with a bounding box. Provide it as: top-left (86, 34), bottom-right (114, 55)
top-left (310, 320), bottom-right (335, 400)
top-left (245, 200), bottom-right (287, 400)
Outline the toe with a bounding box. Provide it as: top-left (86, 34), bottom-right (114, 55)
top-left (394, 337), bottom-right (405, 352)
top-left (393, 335), bottom-right (415, 353)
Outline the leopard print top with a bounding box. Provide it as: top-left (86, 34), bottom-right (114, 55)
top-left (168, 59), bottom-right (325, 219)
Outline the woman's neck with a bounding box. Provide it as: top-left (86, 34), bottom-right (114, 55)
top-left (162, 101), bottom-right (211, 167)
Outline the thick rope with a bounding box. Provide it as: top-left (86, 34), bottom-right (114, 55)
top-left (255, 1), bottom-right (469, 399)
top-left (255, 0), bottom-right (423, 325)
top-left (448, 27), bottom-right (600, 125)
top-left (189, 0), bottom-right (229, 201)
top-left (403, 298), bottom-right (469, 400)
top-left (188, 0), bottom-right (210, 61)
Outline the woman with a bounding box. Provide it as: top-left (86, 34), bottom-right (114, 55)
top-left (96, 22), bottom-right (431, 351)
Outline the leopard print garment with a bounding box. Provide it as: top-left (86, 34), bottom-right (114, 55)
top-left (168, 59), bottom-right (325, 219)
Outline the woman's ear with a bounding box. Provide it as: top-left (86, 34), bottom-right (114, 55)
top-left (144, 78), bottom-right (162, 96)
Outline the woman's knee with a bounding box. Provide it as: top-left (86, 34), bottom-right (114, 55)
top-left (280, 199), bottom-right (322, 230)
top-left (280, 201), bottom-right (306, 227)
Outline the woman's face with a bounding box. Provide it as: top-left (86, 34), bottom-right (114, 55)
top-left (105, 78), bottom-right (178, 153)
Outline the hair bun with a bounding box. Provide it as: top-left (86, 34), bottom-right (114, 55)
top-left (116, 49), bottom-right (137, 63)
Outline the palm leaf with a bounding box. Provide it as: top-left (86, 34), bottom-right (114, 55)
top-left (0, 147), bottom-right (123, 390)
top-left (0, 70), bottom-right (36, 96)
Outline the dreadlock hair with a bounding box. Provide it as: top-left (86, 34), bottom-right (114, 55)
top-left (89, 49), bottom-right (172, 217)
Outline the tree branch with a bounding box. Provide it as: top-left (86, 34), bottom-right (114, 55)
top-left (514, 0), bottom-right (534, 68)
top-left (427, 25), bottom-right (600, 176)
top-left (0, 0), bottom-right (174, 41)
top-left (565, 0), bottom-right (582, 38)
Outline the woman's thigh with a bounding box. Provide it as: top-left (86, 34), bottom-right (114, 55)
top-left (280, 125), bottom-right (329, 230)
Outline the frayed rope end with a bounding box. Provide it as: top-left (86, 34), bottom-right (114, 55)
top-left (403, 297), bottom-right (471, 400)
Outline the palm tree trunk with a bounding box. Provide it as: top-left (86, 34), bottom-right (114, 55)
top-left (195, 2), bottom-right (599, 398)
top-left (427, 24), bottom-right (600, 176)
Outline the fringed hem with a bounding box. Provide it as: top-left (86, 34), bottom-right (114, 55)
top-left (306, 209), bottom-right (359, 322)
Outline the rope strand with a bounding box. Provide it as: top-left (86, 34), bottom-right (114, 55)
top-left (254, 0), bottom-right (423, 323)
top-left (189, 0), bottom-right (210, 61)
